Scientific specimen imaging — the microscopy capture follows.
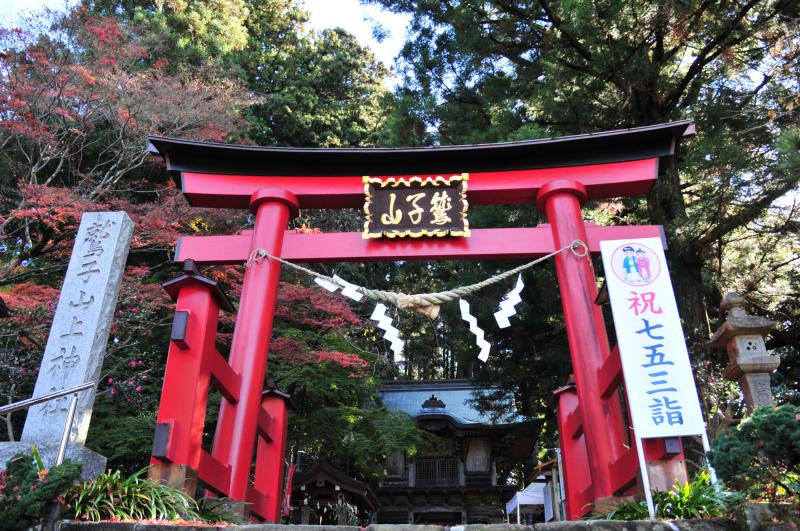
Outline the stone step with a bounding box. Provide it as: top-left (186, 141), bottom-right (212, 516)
top-left (61, 518), bottom-right (736, 531)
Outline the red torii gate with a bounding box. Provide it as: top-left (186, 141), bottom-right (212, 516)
top-left (148, 121), bottom-right (694, 521)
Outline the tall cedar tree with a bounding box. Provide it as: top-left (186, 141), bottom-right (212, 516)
top-left (366, 0), bottom-right (800, 424)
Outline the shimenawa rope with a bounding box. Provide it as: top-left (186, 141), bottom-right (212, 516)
top-left (245, 239), bottom-right (588, 317)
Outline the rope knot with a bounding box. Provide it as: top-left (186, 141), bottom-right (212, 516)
top-left (246, 249), bottom-right (270, 267)
top-left (396, 293), bottom-right (441, 320)
top-left (569, 239), bottom-right (589, 258)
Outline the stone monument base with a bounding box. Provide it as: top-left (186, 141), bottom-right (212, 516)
top-left (0, 441), bottom-right (107, 480)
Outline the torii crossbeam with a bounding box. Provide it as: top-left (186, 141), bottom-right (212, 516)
top-left (148, 121), bottom-right (694, 521)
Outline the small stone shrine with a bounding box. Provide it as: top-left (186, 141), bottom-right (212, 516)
top-left (0, 212), bottom-right (133, 477)
top-left (708, 292), bottom-right (779, 412)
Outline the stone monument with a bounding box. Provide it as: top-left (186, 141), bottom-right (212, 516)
top-left (0, 212), bottom-right (133, 478)
top-left (708, 292), bottom-right (779, 412)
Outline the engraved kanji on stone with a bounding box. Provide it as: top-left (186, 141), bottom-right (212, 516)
top-left (40, 387), bottom-right (70, 415)
top-left (60, 315), bottom-right (84, 338)
top-left (48, 346), bottom-right (81, 375)
top-left (69, 290), bottom-right (95, 310)
top-left (83, 219), bottom-right (114, 257)
top-left (77, 260), bottom-right (101, 283)
top-left (85, 219), bottom-right (114, 242)
top-left (19, 212), bottom-right (133, 452)
top-left (83, 245), bottom-right (104, 258)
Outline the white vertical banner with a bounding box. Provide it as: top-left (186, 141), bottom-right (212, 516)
top-left (600, 238), bottom-right (705, 438)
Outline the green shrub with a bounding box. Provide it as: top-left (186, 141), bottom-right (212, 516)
top-left (0, 451), bottom-right (82, 531)
top-left (195, 497), bottom-right (249, 524)
top-left (68, 468), bottom-right (200, 522)
top-left (599, 470), bottom-right (741, 520)
top-left (710, 404), bottom-right (800, 501)
top-left (599, 498), bottom-right (651, 520)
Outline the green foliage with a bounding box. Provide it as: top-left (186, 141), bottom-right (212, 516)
top-left (333, 500), bottom-right (360, 526)
top-left (0, 452), bottom-right (82, 531)
top-left (599, 498), bottom-right (651, 521)
top-left (599, 470), bottom-right (741, 520)
top-left (261, 279), bottom-right (424, 480)
top-left (68, 468), bottom-right (200, 522)
top-left (244, 25), bottom-right (392, 147)
top-left (31, 445), bottom-right (45, 471)
top-left (654, 471), bottom-right (742, 519)
top-left (85, 401), bottom-right (157, 473)
top-left (711, 405), bottom-right (800, 501)
top-left (273, 351), bottom-right (425, 480)
top-left (778, 128), bottom-right (800, 175)
top-left (195, 497), bottom-right (249, 525)
top-left (84, 0), bottom-right (250, 66)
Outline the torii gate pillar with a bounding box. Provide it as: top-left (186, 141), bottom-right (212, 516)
top-left (537, 180), bottom-right (617, 500)
top-left (211, 189), bottom-right (298, 501)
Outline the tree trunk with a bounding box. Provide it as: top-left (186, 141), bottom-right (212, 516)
top-left (666, 246), bottom-right (711, 354)
top-left (647, 154), bottom-right (711, 356)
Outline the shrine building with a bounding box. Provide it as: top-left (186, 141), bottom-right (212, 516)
top-left (376, 380), bottom-right (538, 525)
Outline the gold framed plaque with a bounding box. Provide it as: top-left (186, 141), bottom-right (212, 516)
top-left (362, 174), bottom-right (470, 239)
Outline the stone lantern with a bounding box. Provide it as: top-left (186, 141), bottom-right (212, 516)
top-left (708, 292), bottom-right (779, 412)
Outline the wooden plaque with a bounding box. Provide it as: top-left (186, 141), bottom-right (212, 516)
top-left (362, 174), bottom-right (470, 239)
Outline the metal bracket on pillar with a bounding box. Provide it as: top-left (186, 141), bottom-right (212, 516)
top-left (151, 421), bottom-right (173, 460)
top-left (170, 311), bottom-right (191, 349)
top-left (664, 438), bottom-right (681, 456)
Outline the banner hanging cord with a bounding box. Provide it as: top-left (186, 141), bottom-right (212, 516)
top-left (245, 239), bottom-right (588, 315)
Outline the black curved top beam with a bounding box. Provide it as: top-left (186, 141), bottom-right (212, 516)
top-left (148, 120), bottom-right (694, 177)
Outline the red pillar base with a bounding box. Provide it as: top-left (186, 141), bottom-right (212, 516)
top-left (148, 463), bottom-right (198, 497)
top-left (643, 438), bottom-right (687, 492)
top-left (554, 382), bottom-right (593, 520)
top-left (248, 381), bottom-right (294, 522)
top-left (150, 260), bottom-right (235, 496)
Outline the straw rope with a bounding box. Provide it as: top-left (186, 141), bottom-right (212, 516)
top-left (246, 239), bottom-right (588, 316)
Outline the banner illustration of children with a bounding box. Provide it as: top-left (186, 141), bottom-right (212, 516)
top-left (612, 243), bottom-right (661, 286)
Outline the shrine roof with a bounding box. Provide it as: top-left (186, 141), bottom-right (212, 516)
top-left (148, 121), bottom-right (693, 177)
top-left (292, 458), bottom-right (380, 510)
top-left (379, 379), bottom-right (524, 427)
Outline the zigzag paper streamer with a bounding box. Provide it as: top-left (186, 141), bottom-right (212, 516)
top-left (333, 275), bottom-right (364, 302)
top-left (459, 299), bottom-right (490, 362)
top-left (370, 303), bottom-right (404, 356)
top-left (313, 275), bottom-right (364, 302)
top-left (493, 274), bottom-right (524, 329)
top-left (314, 277), bottom-right (339, 292)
